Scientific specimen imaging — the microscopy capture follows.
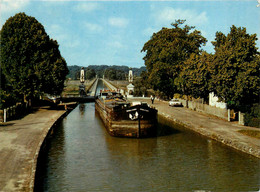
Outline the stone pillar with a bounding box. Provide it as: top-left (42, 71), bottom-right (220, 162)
top-left (239, 111), bottom-right (245, 125)
top-left (228, 109), bottom-right (230, 122)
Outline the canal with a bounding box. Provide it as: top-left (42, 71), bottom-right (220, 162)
top-left (35, 83), bottom-right (260, 191)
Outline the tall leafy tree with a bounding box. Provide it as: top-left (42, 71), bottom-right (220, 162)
top-left (133, 71), bottom-right (149, 97)
top-left (210, 25), bottom-right (259, 108)
top-left (179, 51), bottom-right (213, 99)
top-left (0, 12), bottom-right (68, 102)
top-left (141, 20), bottom-right (207, 98)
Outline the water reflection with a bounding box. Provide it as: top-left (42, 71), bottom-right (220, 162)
top-left (35, 103), bottom-right (260, 192)
top-left (79, 104), bottom-right (85, 117)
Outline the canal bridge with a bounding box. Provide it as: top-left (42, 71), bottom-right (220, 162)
top-left (61, 78), bottom-right (119, 103)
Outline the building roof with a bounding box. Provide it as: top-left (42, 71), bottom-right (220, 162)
top-left (127, 83), bottom-right (135, 88)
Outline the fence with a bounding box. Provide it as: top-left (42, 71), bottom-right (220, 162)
top-left (177, 98), bottom-right (228, 120)
top-left (176, 98), bottom-right (246, 124)
top-left (0, 102), bottom-right (30, 123)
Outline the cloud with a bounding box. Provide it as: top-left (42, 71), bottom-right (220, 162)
top-left (155, 7), bottom-right (208, 27)
top-left (1, 0), bottom-right (30, 13)
top-left (45, 23), bottom-right (81, 55)
top-left (84, 22), bottom-right (102, 32)
top-left (108, 17), bottom-right (128, 28)
top-left (73, 2), bottom-right (100, 13)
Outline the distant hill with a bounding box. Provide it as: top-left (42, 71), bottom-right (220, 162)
top-left (67, 65), bottom-right (82, 80)
top-left (67, 65), bottom-right (146, 80)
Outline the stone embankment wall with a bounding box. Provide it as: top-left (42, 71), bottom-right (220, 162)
top-left (177, 99), bottom-right (228, 120)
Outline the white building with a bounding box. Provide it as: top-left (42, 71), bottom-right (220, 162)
top-left (127, 83), bottom-right (135, 96)
top-left (209, 92), bottom-right (227, 109)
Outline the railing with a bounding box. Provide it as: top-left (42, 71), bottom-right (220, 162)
top-left (0, 102), bottom-right (30, 123)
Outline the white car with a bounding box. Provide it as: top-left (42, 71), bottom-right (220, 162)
top-left (169, 99), bottom-right (183, 107)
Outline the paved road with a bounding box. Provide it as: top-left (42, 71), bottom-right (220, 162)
top-left (129, 97), bottom-right (260, 158)
top-left (0, 107), bottom-right (66, 192)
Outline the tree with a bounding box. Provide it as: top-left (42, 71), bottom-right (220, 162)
top-left (85, 68), bottom-right (96, 80)
top-left (133, 71), bottom-right (149, 96)
top-left (141, 20), bottom-right (207, 98)
top-left (104, 68), bottom-right (126, 80)
top-left (35, 39), bottom-right (68, 95)
top-left (0, 12), bottom-right (68, 102)
top-left (0, 69), bottom-right (17, 108)
top-left (210, 25), bottom-right (259, 109)
top-left (179, 51), bottom-right (213, 99)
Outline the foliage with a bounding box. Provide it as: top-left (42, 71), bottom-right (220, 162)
top-left (244, 104), bottom-right (260, 128)
top-left (36, 40), bottom-right (68, 95)
top-left (179, 51), bottom-right (213, 99)
top-left (85, 68), bottom-right (96, 80)
top-left (0, 12), bottom-right (68, 103)
top-left (67, 65), bottom-right (146, 80)
top-left (141, 20), bottom-right (207, 98)
top-left (67, 65), bottom-right (82, 80)
top-left (133, 71), bottom-right (149, 96)
top-left (238, 129), bottom-right (260, 138)
top-left (210, 25), bottom-right (259, 108)
top-left (0, 69), bottom-right (19, 108)
top-left (0, 90), bottom-right (17, 109)
top-left (104, 68), bottom-right (126, 80)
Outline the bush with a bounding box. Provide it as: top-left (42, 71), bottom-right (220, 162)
top-left (244, 104), bottom-right (260, 128)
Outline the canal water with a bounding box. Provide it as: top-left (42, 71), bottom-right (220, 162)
top-left (35, 84), bottom-right (260, 192)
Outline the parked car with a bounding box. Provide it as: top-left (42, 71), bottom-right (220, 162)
top-left (169, 99), bottom-right (183, 107)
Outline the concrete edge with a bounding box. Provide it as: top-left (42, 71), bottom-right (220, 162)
top-left (28, 110), bottom-right (69, 192)
top-left (159, 112), bottom-right (260, 159)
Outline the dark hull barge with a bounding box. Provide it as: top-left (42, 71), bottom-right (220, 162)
top-left (95, 92), bottom-right (157, 138)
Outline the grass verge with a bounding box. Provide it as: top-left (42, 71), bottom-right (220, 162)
top-left (238, 129), bottom-right (260, 139)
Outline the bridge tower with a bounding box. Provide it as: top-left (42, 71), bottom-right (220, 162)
top-left (127, 68), bottom-right (135, 97)
top-left (79, 67), bottom-right (86, 96)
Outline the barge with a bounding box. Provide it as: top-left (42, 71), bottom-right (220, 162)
top-left (95, 91), bottom-right (157, 138)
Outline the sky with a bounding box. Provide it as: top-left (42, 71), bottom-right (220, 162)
top-left (1, 0), bottom-right (259, 68)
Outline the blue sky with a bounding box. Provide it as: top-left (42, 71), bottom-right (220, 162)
top-left (1, 0), bottom-right (259, 68)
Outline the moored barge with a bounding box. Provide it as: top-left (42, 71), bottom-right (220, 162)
top-left (95, 90), bottom-right (157, 138)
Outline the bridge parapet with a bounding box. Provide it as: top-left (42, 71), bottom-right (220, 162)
top-left (85, 78), bottom-right (97, 92)
top-left (102, 78), bottom-right (118, 90)
top-left (89, 78), bottom-right (99, 96)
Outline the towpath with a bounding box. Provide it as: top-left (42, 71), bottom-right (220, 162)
top-left (0, 107), bottom-right (66, 192)
top-left (128, 97), bottom-right (260, 158)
